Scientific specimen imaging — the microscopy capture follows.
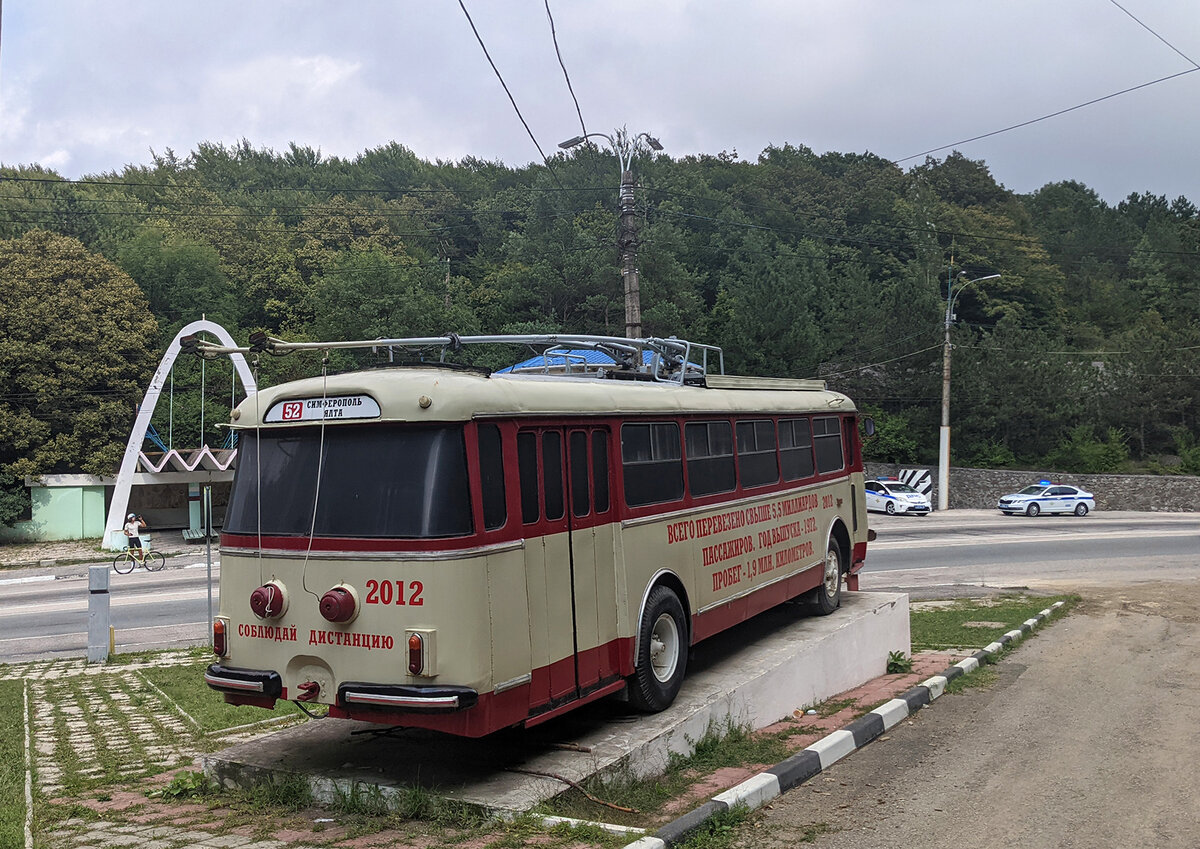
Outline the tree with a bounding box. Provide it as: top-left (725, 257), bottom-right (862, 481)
top-left (0, 231), bottom-right (158, 525)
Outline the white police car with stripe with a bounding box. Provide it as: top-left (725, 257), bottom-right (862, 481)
top-left (997, 481), bottom-right (1095, 517)
top-left (865, 477), bottom-right (931, 515)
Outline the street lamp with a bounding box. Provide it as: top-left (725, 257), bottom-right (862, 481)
top-left (938, 271), bottom-right (1000, 511)
top-left (559, 130), bottom-right (663, 338)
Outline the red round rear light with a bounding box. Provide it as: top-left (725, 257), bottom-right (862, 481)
top-left (249, 581), bottom-right (287, 619)
top-left (319, 586), bottom-right (357, 623)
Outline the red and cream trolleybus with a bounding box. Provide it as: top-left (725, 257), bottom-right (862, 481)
top-left (192, 333), bottom-right (874, 737)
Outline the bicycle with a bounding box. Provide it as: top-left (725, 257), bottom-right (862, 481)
top-left (113, 543), bottom-right (165, 574)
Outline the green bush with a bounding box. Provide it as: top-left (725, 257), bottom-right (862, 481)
top-left (861, 407), bottom-right (919, 464)
top-left (1043, 425), bottom-right (1129, 473)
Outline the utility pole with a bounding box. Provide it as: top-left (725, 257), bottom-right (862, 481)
top-left (939, 270), bottom-right (1001, 510)
top-left (617, 168), bottom-right (642, 338)
top-left (559, 130), bottom-right (663, 339)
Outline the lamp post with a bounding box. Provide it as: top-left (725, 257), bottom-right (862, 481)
top-left (939, 271), bottom-right (1000, 510)
top-left (559, 130), bottom-right (663, 338)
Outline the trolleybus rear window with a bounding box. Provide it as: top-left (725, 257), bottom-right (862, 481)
top-left (225, 425), bottom-right (472, 538)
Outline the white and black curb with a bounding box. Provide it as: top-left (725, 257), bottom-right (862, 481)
top-left (622, 601), bottom-right (1066, 849)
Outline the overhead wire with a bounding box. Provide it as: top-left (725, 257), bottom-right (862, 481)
top-left (455, 0), bottom-right (565, 189)
top-left (544, 0), bottom-right (587, 139)
top-left (894, 1), bottom-right (1200, 165)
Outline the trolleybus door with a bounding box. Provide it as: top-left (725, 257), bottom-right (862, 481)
top-left (518, 427), bottom-right (614, 708)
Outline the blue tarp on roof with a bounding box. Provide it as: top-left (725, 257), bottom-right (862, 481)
top-left (497, 348), bottom-right (652, 373)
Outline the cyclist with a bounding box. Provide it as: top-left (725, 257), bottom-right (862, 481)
top-left (123, 513), bottom-right (148, 561)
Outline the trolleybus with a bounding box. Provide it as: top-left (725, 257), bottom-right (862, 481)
top-left (194, 333), bottom-right (874, 737)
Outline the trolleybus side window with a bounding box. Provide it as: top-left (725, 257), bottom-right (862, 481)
top-left (813, 416), bottom-right (845, 473)
top-left (685, 420), bottom-right (735, 497)
top-left (779, 417), bottom-right (815, 481)
top-left (736, 419), bottom-right (779, 488)
top-left (621, 422), bottom-right (684, 507)
top-left (592, 431), bottom-right (610, 513)
top-left (570, 431), bottom-right (590, 517)
top-left (518, 431), bottom-right (540, 524)
top-left (477, 423), bottom-right (507, 531)
top-left (542, 432), bottom-right (565, 520)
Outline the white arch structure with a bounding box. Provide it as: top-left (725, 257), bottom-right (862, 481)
top-left (103, 320), bottom-right (257, 549)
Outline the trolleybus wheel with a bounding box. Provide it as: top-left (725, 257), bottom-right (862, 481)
top-left (629, 585), bottom-right (688, 712)
top-left (808, 540), bottom-right (843, 616)
top-left (1026, 502), bottom-right (1040, 517)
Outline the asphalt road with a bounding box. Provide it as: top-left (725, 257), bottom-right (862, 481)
top-left (861, 510), bottom-right (1199, 594)
top-left (0, 557), bottom-right (220, 662)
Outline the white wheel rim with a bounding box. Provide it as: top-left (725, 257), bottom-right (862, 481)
top-left (649, 613), bottom-right (680, 683)
top-left (823, 547), bottom-right (841, 598)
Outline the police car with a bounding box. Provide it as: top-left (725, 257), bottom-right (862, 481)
top-left (996, 481), bottom-right (1095, 516)
top-left (864, 477), bottom-right (931, 515)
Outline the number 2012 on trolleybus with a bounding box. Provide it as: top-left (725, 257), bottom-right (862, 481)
top-left (194, 333), bottom-right (874, 737)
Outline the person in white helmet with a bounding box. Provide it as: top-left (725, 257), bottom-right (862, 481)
top-left (124, 513), bottom-right (148, 561)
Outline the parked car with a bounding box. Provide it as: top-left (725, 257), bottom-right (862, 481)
top-left (996, 482), bottom-right (1095, 516)
top-left (865, 478), bottom-right (931, 515)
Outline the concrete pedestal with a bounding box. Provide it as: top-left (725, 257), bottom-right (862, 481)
top-left (203, 591), bottom-right (909, 814)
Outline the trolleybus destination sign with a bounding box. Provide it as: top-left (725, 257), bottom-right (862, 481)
top-left (264, 395), bottom-right (381, 422)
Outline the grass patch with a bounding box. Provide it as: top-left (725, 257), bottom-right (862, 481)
top-left (136, 655), bottom-right (304, 736)
top-left (946, 667), bottom-right (998, 694)
top-left (674, 806), bottom-right (751, 849)
top-left (0, 680), bottom-right (26, 849)
top-left (910, 594), bottom-right (1077, 652)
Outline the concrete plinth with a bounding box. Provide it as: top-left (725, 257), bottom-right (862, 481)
top-left (203, 591), bottom-right (908, 814)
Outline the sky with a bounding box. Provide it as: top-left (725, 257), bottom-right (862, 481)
top-left (1, 0), bottom-right (1198, 205)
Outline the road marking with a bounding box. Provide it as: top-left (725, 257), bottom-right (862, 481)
top-left (0, 575), bottom-right (56, 587)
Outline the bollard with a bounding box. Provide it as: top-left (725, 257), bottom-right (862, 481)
top-left (87, 565), bottom-right (111, 663)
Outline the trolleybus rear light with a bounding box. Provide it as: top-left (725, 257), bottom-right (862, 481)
top-left (407, 633), bottom-right (424, 675)
top-left (319, 586), bottom-right (357, 623)
top-left (212, 618), bottom-right (228, 657)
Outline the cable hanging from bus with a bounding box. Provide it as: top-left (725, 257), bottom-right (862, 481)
top-left (187, 332), bottom-right (875, 738)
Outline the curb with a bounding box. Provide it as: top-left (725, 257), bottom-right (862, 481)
top-left (623, 600), bottom-right (1066, 849)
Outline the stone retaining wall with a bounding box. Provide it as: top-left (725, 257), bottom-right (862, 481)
top-left (866, 464), bottom-right (1200, 512)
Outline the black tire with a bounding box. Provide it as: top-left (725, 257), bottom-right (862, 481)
top-left (144, 551), bottom-right (166, 571)
top-left (628, 585), bottom-right (688, 712)
top-left (113, 553), bottom-right (136, 574)
top-left (808, 540), bottom-right (843, 615)
top-left (1026, 502), bottom-right (1040, 517)
top-left (1074, 503), bottom-right (1089, 517)
top-left (884, 501), bottom-right (896, 515)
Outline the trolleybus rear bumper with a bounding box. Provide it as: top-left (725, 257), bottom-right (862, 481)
top-left (337, 683), bottom-right (479, 712)
top-left (205, 663), bottom-right (283, 708)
